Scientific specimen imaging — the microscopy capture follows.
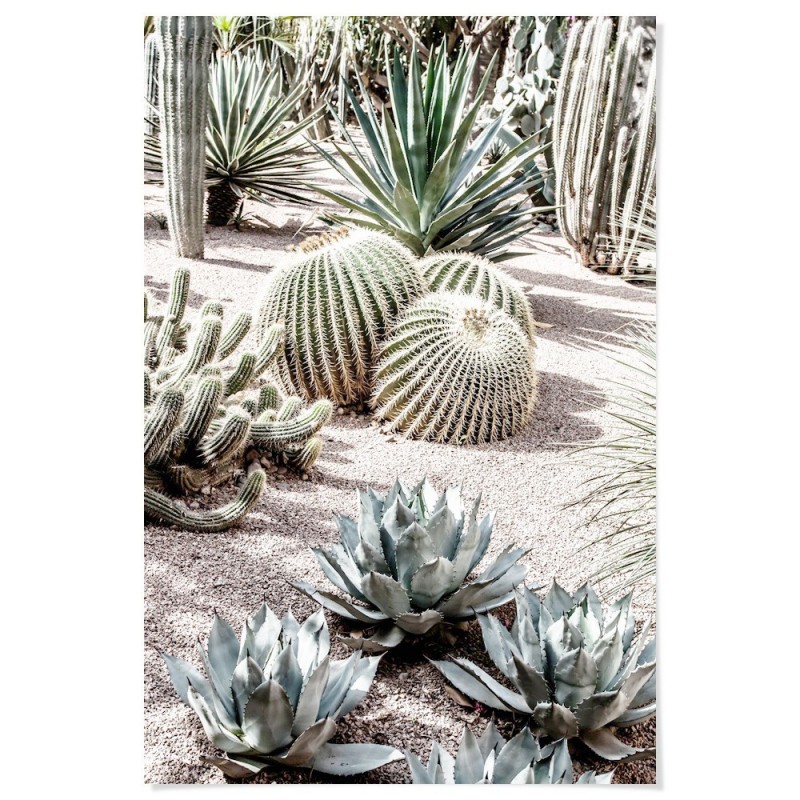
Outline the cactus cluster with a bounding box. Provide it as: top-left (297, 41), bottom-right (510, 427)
top-left (553, 16), bottom-right (656, 271)
top-left (144, 268), bottom-right (332, 532)
top-left (371, 292), bottom-right (537, 445)
top-left (257, 229), bottom-right (426, 407)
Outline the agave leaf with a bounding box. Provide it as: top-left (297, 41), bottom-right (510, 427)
top-left (292, 581), bottom-right (389, 624)
top-left (162, 652), bottom-right (212, 708)
top-left (336, 514), bottom-right (360, 558)
top-left (606, 592), bottom-right (635, 651)
top-left (428, 657), bottom-right (518, 712)
top-left (291, 656), bottom-right (330, 736)
top-left (195, 640), bottom-right (238, 729)
top-left (437, 563), bottom-right (527, 618)
top-left (201, 753), bottom-right (266, 778)
top-left (316, 651), bottom-right (359, 719)
top-left (231, 656), bottom-right (265, 725)
top-left (271, 646), bottom-right (303, 711)
top-left (425, 503), bottom-right (460, 560)
top-left (450, 657), bottom-right (533, 713)
top-left (395, 522), bottom-right (436, 589)
top-left (613, 702), bottom-right (657, 727)
top-left (334, 654), bottom-right (383, 718)
top-left (510, 767), bottom-right (535, 784)
top-left (354, 540), bottom-right (390, 576)
top-left (476, 721), bottom-right (504, 760)
top-left (573, 582), bottom-right (604, 624)
top-left (638, 634), bottom-right (657, 667)
top-left (576, 769), bottom-right (615, 784)
top-left (569, 605), bottom-right (602, 650)
top-left (242, 603), bottom-right (282, 667)
top-left (311, 742), bottom-right (404, 775)
top-left (394, 609), bottom-right (444, 634)
top-left (516, 613), bottom-right (544, 674)
top-left (313, 545), bottom-right (366, 600)
top-left (530, 701), bottom-right (579, 740)
top-left (467, 511), bottom-right (496, 574)
top-left (554, 646), bottom-right (599, 707)
top-left (543, 738), bottom-right (572, 784)
top-left (361, 572), bottom-right (412, 617)
top-left (409, 557), bottom-right (454, 608)
top-left (452, 726), bottom-right (483, 784)
top-left (406, 750), bottom-right (434, 783)
top-left (271, 717), bottom-right (337, 767)
top-left (543, 581), bottom-right (574, 619)
top-left (610, 619), bottom-right (653, 689)
top-left (580, 728), bottom-right (654, 762)
top-left (475, 545), bottom-right (529, 583)
top-left (447, 497), bottom-right (483, 589)
top-left (510, 654), bottom-right (551, 707)
top-left (241, 680), bottom-right (294, 754)
top-left (208, 612), bottom-right (240, 689)
top-left (543, 616), bottom-right (583, 680)
top-left (591, 624), bottom-right (624, 691)
top-left (188, 686), bottom-right (253, 754)
top-left (493, 727), bottom-right (539, 784)
top-left (296, 607), bottom-right (329, 676)
top-left (358, 489), bottom-right (385, 555)
top-left (476, 613), bottom-right (520, 677)
top-left (340, 623), bottom-right (407, 653)
top-left (512, 585), bottom-right (542, 636)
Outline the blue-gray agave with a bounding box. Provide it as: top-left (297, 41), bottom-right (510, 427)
top-left (430, 582), bottom-right (655, 762)
top-left (162, 603), bottom-right (403, 779)
top-left (293, 478), bottom-right (529, 652)
top-left (407, 723), bottom-right (613, 784)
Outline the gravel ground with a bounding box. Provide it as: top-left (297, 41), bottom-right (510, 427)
top-left (143, 173), bottom-right (656, 784)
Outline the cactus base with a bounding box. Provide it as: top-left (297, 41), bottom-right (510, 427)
top-left (206, 183), bottom-right (241, 226)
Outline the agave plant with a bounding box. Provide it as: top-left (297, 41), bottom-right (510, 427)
top-left (145, 50), bottom-right (321, 226)
top-left (312, 45), bottom-right (552, 261)
top-left (430, 581), bottom-right (656, 762)
top-left (407, 723), bottom-right (613, 784)
top-left (293, 478), bottom-right (529, 652)
top-left (162, 603), bottom-right (403, 779)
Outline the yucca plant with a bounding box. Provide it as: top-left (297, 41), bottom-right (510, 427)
top-left (294, 478), bottom-right (529, 652)
top-left (430, 581), bottom-right (655, 762)
top-left (145, 51), bottom-right (321, 226)
top-left (407, 723), bottom-right (613, 784)
top-left (312, 45), bottom-right (552, 261)
top-left (162, 603), bottom-right (403, 779)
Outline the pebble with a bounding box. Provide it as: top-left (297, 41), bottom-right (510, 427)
top-left (276, 466), bottom-right (287, 475)
top-left (301, 473), bottom-right (309, 481)
top-left (200, 486), bottom-right (211, 495)
top-left (189, 501), bottom-right (200, 509)
top-left (349, 411), bottom-right (357, 418)
top-left (336, 407), bottom-right (345, 416)
top-left (260, 457), bottom-right (271, 467)
top-left (535, 223), bottom-right (553, 232)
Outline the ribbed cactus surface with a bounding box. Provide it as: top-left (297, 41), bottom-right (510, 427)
top-left (143, 33), bottom-right (159, 136)
top-left (155, 16), bottom-right (213, 259)
top-left (372, 293), bottom-right (537, 444)
top-left (257, 229), bottom-right (425, 406)
top-left (420, 252), bottom-right (536, 343)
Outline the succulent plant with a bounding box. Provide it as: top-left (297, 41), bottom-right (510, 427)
top-left (371, 292), bottom-right (537, 445)
top-left (162, 603), bottom-right (403, 779)
top-left (420, 252), bottom-right (536, 343)
top-left (144, 268), bottom-right (332, 532)
top-left (143, 32), bottom-right (159, 136)
top-left (154, 16), bottom-right (213, 258)
top-left (430, 581), bottom-right (656, 762)
top-left (407, 723), bottom-right (613, 784)
top-left (256, 228), bottom-right (425, 407)
top-left (312, 44), bottom-right (551, 261)
top-left (293, 478), bottom-right (529, 652)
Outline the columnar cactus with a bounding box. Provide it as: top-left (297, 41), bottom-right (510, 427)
top-left (420, 252), bottom-right (536, 343)
top-left (371, 293), bottom-right (537, 445)
top-left (552, 16), bottom-right (656, 270)
top-left (143, 32), bottom-right (159, 136)
top-left (144, 268), bottom-right (333, 533)
top-left (257, 229), bottom-right (425, 406)
top-left (155, 16), bottom-right (213, 259)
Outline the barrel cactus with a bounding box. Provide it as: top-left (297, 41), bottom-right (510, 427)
top-left (420, 252), bottom-right (536, 343)
top-left (371, 293), bottom-right (537, 444)
top-left (257, 229), bottom-right (425, 406)
top-left (407, 723), bottom-right (612, 784)
top-left (430, 581), bottom-right (656, 762)
top-left (145, 268), bottom-right (332, 532)
top-left (294, 478), bottom-right (529, 652)
top-left (162, 603), bottom-right (403, 779)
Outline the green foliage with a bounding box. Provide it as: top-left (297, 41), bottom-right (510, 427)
top-left (257, 229), bottom-right (425, 406)
top-left (407, 723), bottom-right (613, 783)
top-left (144, 268), bottom-right (332, 532)
top-left (430, 581), bottom-right (656, 762)
top-left (162, 603), bottom-right (403, 778)
top-left (313, 45), bottom-right (551, 261)
top-left (372, 292), bottom-right (537, 444)
top-left (294, 477), bottom-right (529, 652)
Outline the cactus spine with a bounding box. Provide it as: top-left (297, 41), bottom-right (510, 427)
top-left (155, 16), bottom-right (213, 259)
top-left (144, 33), bottom-right (159, 136)
top-left (257, 229), bottom-right (425, 406)
top-left (553, 17), bottom-right (655, 270)
top-left (371, 293), bottom-right (537, 445)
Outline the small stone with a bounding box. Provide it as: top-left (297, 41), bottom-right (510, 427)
top-left (276, 466), bottom-right (287, 475)
top-left (245, 448), bottom-right (259, 462)
top-left (387, 435), bottom-right (398, 443)
top-left (301, 473), bottom-right (310, 481)
top-left (349, 411), bottom-right (357, 417)
top-left (200, 486), bottom-right (211, 495)
top-left (267, 463), bottom-right (278, 473)
top-left (336, 407), bottom-right (345, 416)
top-left (189, 501), bottom-right (200, 509)
top-left (535, 223), bottom-right (553, 232)
top-left (260, 457), bottom-right (271, 467)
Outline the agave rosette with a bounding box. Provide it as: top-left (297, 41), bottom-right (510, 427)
top-left (407, 722), bottom-right (613, 784)
top-left (294, 478), bottom-right (529, 652)
top-left (430, 581), bottom-right (656, 762)
top-left (162, 603), bottom-right (402, 779)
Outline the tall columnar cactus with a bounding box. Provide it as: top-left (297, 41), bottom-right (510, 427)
top-left (552, 17), bottom-right (656, 270)
top-left (143, 32), bottom-right (159, 136)
top-left (144, 268), bottom-right (333, 533)
top-left (155, 16), bottom-right (213, 259)
top-left (420, 252), bottom-right (536, 343)
top-left (371, 293), bottom-right (537, 445)
top-left (257, 229), bottom-right (425, 407)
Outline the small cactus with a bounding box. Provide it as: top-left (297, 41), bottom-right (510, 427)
top-left (371, 293), bottom-right (537, 445)
top-left (257, 229), bottom-right (425, 406)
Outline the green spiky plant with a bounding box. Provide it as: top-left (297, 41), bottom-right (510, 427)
top-left (145, 50), bottom-right (321, 226)
top-left (430, 581), bottom-right (656, 762)
top-left (162, 603), bottom-right (403, 779)
top-left (143, 32), bottom-right (159, 136)
top-left (312, 44), bottom-right (552, 261)
top-left (371, 293), bottom-right (537, 444)
top-left (154, 16), bottom-right (213, 258)
top-left (407, 724), bottom-right (613, 784)
top-left (568, 322), bottom-right (656, 593)
top-left (144, 268), bottom-right (332, 532)
top-left (256, 228), bottom-right (425, 407)
top-left (552, 17), bottom-right (656, 269)
top-left (294, 478), bottom-right (529, 652)
top-left (420, 252), bottom-right (536, 342)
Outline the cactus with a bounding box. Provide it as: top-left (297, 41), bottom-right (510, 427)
top-left (371, 293), bottom-right (537, 445)
top-left (143, 33), bottom-right (159, 136)
top-left (155, 16), bottom-right (213, 259)
top-left (552, 17), bottom-right (656, 270)
top-left (257, 229), bottom-right (425, 406)
top-left (145, 268), bottom-right (333, 532)
top-left (420, 252), bottom-right (536, 343)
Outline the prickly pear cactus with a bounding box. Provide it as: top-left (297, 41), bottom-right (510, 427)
top-left (257, 229), bottom-right (426, 407)
top-left (144, 268), bottom-right (333, 532)
top-left (371, 292), bottom-right (537, 445)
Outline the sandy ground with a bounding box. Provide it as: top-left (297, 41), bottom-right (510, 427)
top-left (143, 170), bottom-right (656, 784)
